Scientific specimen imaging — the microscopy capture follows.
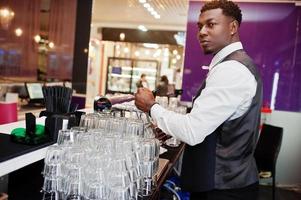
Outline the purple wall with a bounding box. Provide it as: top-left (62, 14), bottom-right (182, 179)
top-left (182, 1), bottom-right (301, 112)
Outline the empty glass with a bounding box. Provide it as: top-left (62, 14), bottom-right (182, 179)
top-left (42, 177), bottom-right (59, 193)
top-left (42, 100), bottom-right (162, 199)
top-left (140, 138), bottom-right (160, 161)
top-left (57, 130), bottom-right (77, 146)
top-left (79, 113), bottom-right (100, 129)
top-left (169, 97), bottom-right (178, 109)
top-left (155, 96), bottom-right (168, 108)
top-left (165, 137), bottom-right (181, 147)
top-left (125, 119), bottom-right (144, 138)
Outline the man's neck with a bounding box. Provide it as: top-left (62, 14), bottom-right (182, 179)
top-left (213, 38), bottom-right (240, 55)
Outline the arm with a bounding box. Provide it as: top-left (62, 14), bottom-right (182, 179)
top-left (136, 61), bottom-right (257, 146)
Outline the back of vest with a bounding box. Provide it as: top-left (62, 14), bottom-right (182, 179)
top-left (181, 50), bottom-right (263, 191)
top-left (214, 50), bottom-right (262, 189)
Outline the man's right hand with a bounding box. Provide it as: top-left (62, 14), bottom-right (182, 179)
top-left (134, 88), bottom-right (156, 113)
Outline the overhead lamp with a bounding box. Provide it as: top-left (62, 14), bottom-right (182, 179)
top-left (143, 43), bottom-right (159, 49)
top-left (147, 7), bottom-right (154, 12)
top-left (0, 7), bottom-right (14, 29)
top-left (15, 28), bottom-right (22, 37)
top-left (119, 32), bottom-right (125, 41)
top-left (143, 3), bottom-right (150, 8)
top-left (140, 1), bottom-right (160, 20)
top-left (138, 25), bottom-right (148, 32)
top-left (176, 55), bottom-right (181, 60)
top-left (173, 49), bottom-right (178, 55)
top-left (48, 42), bottom-right (55, 49)
top-left (150, 10), bottom-right (158, 15)
top-left (34, 35), bottom-right (41, 43)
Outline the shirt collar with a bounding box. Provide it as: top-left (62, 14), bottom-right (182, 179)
top-left (209, 42), bottom-right (243, 70)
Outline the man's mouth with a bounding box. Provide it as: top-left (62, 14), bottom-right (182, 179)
top-left (200, 40), bottom-right (210, 45)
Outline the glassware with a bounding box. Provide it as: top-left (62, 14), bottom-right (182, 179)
top-left (42, 102), bottom-right (161, 199)
top-left (169, 97), bottom-right (178, 109)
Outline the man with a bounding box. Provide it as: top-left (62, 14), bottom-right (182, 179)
top-left (136, 73), bottom-right (149, 89)
top-left (135, 0), bottom-right (262, 199)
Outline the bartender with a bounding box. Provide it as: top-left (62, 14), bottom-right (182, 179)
top-left (135, 0), bottom-right (262, 199)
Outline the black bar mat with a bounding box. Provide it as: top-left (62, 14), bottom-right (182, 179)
top-left (0, 133), bottom-right (55, 163)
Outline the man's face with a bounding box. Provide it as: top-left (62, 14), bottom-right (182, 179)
top-left (198, 8), bottom-right (234, 55)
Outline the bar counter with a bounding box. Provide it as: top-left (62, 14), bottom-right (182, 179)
top-left (0, 114), bottom-right (185, 199)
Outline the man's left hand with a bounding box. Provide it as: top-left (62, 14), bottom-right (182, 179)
top-left (135, 88), bottom-right (156, 113)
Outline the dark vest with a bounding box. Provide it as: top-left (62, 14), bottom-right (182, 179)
top-left (181, 49), bottom-right (263, 192)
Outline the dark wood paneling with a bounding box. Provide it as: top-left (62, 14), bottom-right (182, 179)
top-left (101, 28), bottom-right (179, 45)
top-left (72, 0), bottom-right (92, 93)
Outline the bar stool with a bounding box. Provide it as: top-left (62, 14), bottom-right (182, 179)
top-left (0, 102), bottom-right (18, 125)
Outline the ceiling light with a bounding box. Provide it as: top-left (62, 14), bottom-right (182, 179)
top-left (147, 7), bottom-right (154, 12)
top-left (176, 55), bottom-right (181, 60)
top-left (138, 25), bottom-right (148, 32)
top-left (151, 11), bottom-right (157, 16)
top-left (143, 43), bottom-right (159, 49)
top-left (15, 28), bottom-right (22, 37)
top-left (119, 33), bottom-right (125, 41)
top-left (172, 58), bottom-right (177, 64)
top-left (48, 42), bottom-right (55, 49)
top-left (139, 1), bottom-right (160, 20)
top-left (0, 7), bottom-right (14, 29)
top-left (34, 35), bottom-right (41, 43)
top-left (173, 49), bottom-right (178, 55)
top-left (143, 3), bottom-right (150, 8)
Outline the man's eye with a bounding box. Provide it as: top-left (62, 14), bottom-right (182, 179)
top-left (208, 23), bottom-right (215, 28)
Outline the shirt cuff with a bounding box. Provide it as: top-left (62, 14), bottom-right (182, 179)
top-left (150, 104), bottom-right (175, 137)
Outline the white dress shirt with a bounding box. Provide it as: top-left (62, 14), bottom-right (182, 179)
top-left (151, 42), bottom-right (257, 146)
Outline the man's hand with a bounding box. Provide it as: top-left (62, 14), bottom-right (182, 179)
top-left (135, 88), bottom-right (156, 113)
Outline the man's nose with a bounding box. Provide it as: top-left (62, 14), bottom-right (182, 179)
top-left (198, 26), bottom-right (208, 37)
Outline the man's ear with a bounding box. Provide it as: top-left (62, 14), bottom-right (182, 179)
top-left (230, 20), bottom-right (239, 35)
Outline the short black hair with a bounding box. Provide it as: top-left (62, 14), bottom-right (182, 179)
top-left (201, 0), bottom-right (242, 26)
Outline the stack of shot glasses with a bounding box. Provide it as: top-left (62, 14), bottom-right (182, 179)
top-left (41, 108), bottom-right (160, 200)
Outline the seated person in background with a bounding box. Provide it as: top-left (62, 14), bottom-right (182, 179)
top-left (156, 75), bottom-right (169, 96)
top-left (136, 74), bottom-right (149, 89)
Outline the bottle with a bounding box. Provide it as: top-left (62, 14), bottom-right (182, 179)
top-left (93, 96), bottom-right (112, 112)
